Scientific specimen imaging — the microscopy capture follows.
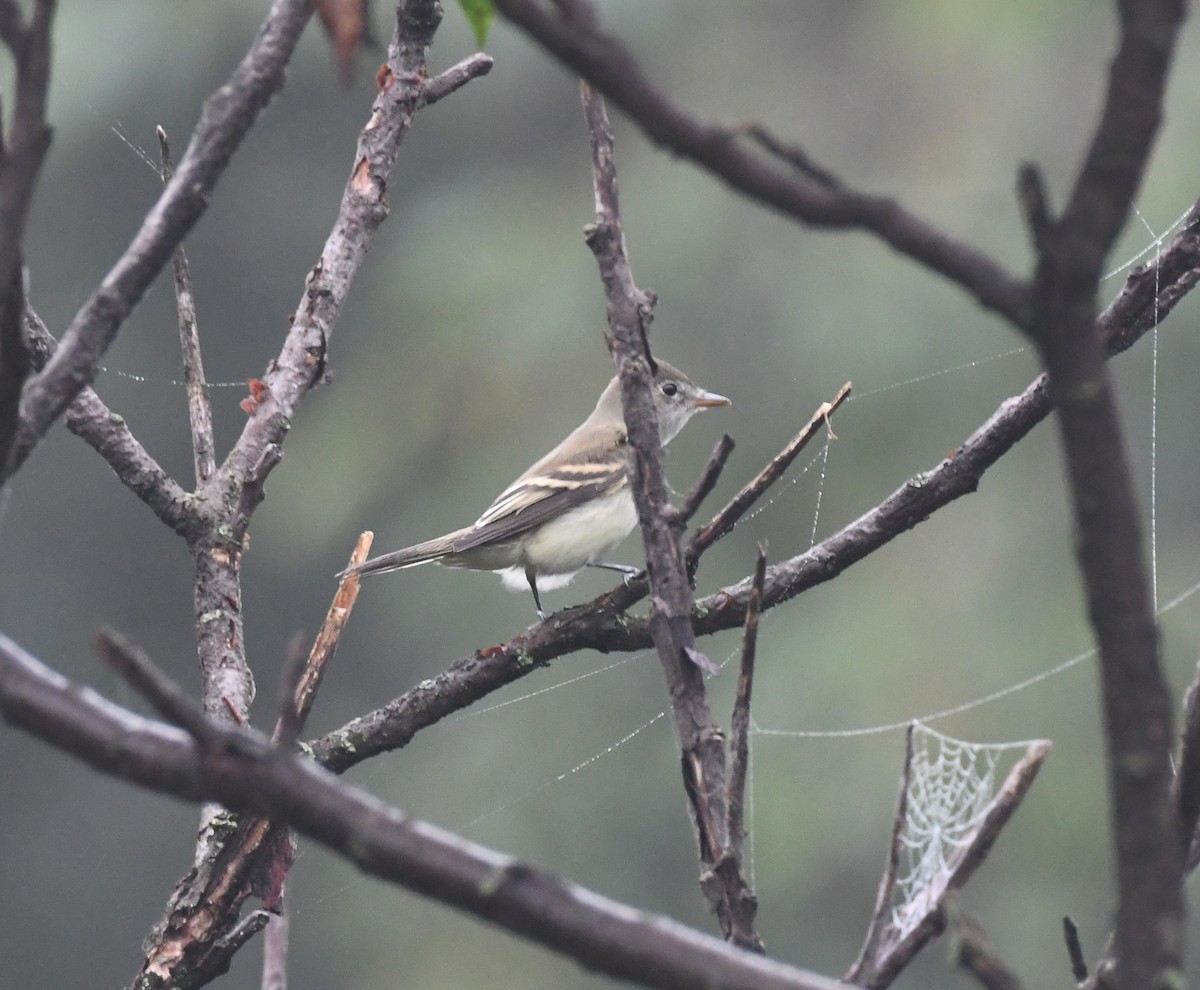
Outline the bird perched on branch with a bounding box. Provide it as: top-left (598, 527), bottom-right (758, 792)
top-left (342, 359), bottom-right (730, 617)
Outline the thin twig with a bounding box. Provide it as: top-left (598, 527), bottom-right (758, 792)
top-left (273, 531), bottom-right (373, 744)
top-left (95, 627), bottom-right (220, 744)
top-left (729, 120), bottom-right (843, 190)
top-left (261, 895), bottom-right (289, 990)
top-left (1062, 916), bottom-right (1089, 983)
top-left (947, 901), bottom-right (1026, 990)
top-left (846, 723), bottom-right (914, 985)
top-left (418, 52), bottom-right (494, 106)
top-left (158, 125), bottom-right (216, 486)
top-left (727, 543), bottom-right (766, 863)
top-left (688, 382), bottom-right (850, 565)
top-left (672, 433), bottom-right (735, 526)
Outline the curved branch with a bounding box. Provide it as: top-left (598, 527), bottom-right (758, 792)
top-left (492, 0), bottom-right (1028, 327)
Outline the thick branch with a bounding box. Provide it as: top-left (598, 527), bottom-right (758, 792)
top-left (1021, 3), bottom-right (1186, 988)
top-left (0, 634), bottom-right (844, 990)
top-left (0, 0), bottom-right (54, 467)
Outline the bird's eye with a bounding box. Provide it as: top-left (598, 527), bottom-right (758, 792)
top-left (661, 382), bottom-right (679, 397)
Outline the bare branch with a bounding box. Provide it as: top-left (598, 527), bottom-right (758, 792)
top-left (727, 544), bottom-right (766, 864)
top-left (0, 0), bottom-right (54, 467)
top-left (1019, 2), bottom-right (1188, 985)
top-left (418, 51), bottom-right (494, 106)
top-left (582, 78), bottom-right (734, 911)
top-left (688, 382), bottom-right (850, 568)
top-left (96, 627), bottom-right (219, 743)
top-left (0, 633), bottom-right (847, 990)
top-left (157, 125), bottom-right (216, 486)
top-left (261, 906), bottom-right (289, 990)
top-left (845, 725), bottom-right (914, 986)
top-left (672, 432), bottom-right (735, 528)
top-left (708, 543), bottom-right (767, 953)
top-left (214, 0), bottom-right (444, 529)
top-left (947, 903), bottom-right (1025, 990)
top-left (7, 0), bottom-right (313, 480)
top-left (21, 305), bottom-right (197, 533)
top-left (492, 0), bottom-right (1029, 326)
top-left (1062, 916), bottom-right (1089, 983)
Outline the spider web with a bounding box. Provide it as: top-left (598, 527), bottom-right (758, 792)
top-left (851, 721), bottom-right (1050, 979)
top-left (891, 724), bottom-right (1033, 938)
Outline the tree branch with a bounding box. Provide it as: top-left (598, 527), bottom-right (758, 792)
top-left (214, 0), bottom-right (448, 515)
top-left (6, 0), bottom-right (313, 480)
top-left (157, 125), bottom-right (216, 487)
top-left (310, 198), bottom-right (1200, 777)
top-left (581, 79), bottom-right (735, 918)
top-left (492, 0), bottom-right (1029, 327)
top-left (1020, 3), bottom-right (1186, 987)
top-left (0, 0), bottom-right (54, 468)
top-left (0, 632), bottom-right (846, 990)
top-left (21, 305), bottom-right (197, 533)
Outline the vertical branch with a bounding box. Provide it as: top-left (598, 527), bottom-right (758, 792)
top-left (727, 544), bottom-right (766, 863)
top-left (157, 126), bottom-right (216, 486)
top-left (0, 0), bottom-right (54, 467)
top-left (715, 543), bottom-right (768, 952)
top-left (580, 79), bottom-right (741, 938)
top-left (1018, 2), bottom-right (1187, 986)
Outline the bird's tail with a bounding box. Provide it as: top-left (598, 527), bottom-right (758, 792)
top-left (338, 528), bottom-right (471, 580)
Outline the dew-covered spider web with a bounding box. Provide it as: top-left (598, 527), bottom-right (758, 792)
top-left (872, 722), bottom-right (1048, 954)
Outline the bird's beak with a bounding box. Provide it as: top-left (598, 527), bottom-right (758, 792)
top-left (692, 389), bottom-right (731, 409)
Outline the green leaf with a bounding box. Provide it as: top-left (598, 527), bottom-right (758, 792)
top-left (459, 0), bottom-right (494, 47)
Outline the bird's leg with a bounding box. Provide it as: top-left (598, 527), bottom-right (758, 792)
top-left (588, 561), bottom-right (642, 586)
top-left (526, 565), bottom-right (546, 620)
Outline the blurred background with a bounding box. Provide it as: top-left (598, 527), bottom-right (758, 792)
top-left (2, 1), bottom-right (1199, 987)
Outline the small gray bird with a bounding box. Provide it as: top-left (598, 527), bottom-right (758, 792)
top-left (343, 360), bottom-right (729, 617)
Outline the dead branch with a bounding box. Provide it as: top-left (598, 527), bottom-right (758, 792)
top-left (581, 78), bottom-right (738, 929)
top-left (1016, 1), bottom-right (1187, 984)
top-left (492, 0), bottom-right (1028, 326)
top-left (157, 126), bottom-right (216, 486)
top-left (0, 631), bottom-right (846, 990)
top-left (7, 0), bottom-right (314, 480)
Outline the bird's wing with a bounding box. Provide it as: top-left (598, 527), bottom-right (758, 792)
top-left (449, 436), bottom-right (629, 553)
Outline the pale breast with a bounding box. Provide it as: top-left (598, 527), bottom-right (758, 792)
top-left (518, 487), bottom-right (638, 576)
